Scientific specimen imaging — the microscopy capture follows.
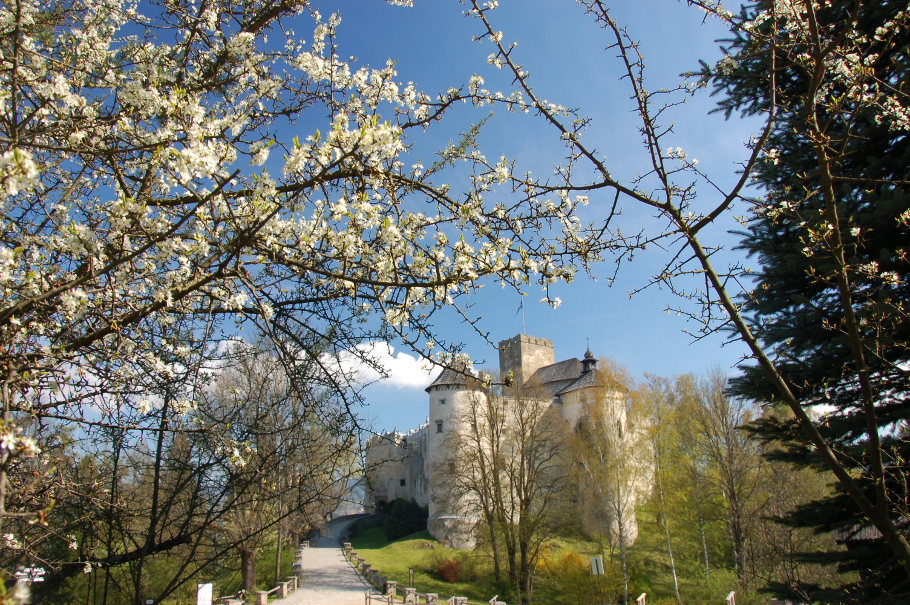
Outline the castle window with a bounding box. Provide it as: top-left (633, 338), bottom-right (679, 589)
top-left (439, 398), bottom-right (446, 405)
top-left (436, 420), bottom-right (443, 433)
top-left (400, 478), bottom-right (406, 487)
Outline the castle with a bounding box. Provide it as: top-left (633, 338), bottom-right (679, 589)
top-left (363, 333), bottom-right (645, 549)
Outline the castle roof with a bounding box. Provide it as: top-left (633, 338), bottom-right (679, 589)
top-left (524, 352), bottom-right (619, 398)
top-left (556, 367), bottom-right (609, 395)
top-left (425, 365), bottom-right (483, 392)
top-left (527, 357), bottom-right (583, 384)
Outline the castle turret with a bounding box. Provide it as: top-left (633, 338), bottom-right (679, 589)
top-left (582, 346), bottom-right (597, 374)
top-left (424, 365), bottom-right (482, 549)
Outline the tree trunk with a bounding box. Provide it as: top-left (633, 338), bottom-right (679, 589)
top-left (613, 466), bottom-right (629, 605)
top-left (133, 395), bottom-right (171, 605)
top-left (698, 507), bottom-right (710, 579)
top-left (240, 547), bottom-right (258, 593)
top-left (499, 510), bottom-right (518, 596)
top-left (486, 509), bottom-right (502, 583)
top-left (618, 513), bottom-right (629, 605)
top-left (103, 429), bottom-right (123, 605)
top-left (275, 524), bottom-right (282, 586)
top-left (518, 539), bottom-right (533, 605)
top-left (656, 471), bottom-right (681, 604)
top-left (726, 486), bottom-right (747, 582)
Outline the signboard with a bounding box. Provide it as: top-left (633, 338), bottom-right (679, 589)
top-left (197, 583), bottom-right (213, 605)
top-left (590, 555), bottom-right (604, 575)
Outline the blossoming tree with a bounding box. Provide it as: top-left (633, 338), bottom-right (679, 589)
top-left (0, 0), bottom-right (587, 591)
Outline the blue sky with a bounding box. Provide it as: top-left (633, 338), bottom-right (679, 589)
top-left (303, 1), bottom-right (763, 434)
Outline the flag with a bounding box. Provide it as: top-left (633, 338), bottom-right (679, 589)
top-left (516, 300), bottom-right (523, 316)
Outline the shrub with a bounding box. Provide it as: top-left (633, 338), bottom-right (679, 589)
top-left (453, 550), bottom-right (483, 582)
top-left (541, 550), bottom-right (598, 604)
top-left (436, 557), bottom-right (462, 583)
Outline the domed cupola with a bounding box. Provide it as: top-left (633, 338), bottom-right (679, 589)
top-left (581, 346), bottom-right (597, 374)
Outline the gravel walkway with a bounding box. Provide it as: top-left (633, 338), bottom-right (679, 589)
top-left (273, 515), bottom-right (372, 605)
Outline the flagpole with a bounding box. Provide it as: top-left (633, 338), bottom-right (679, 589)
top-left (516, 299), bottom-right (526, 335)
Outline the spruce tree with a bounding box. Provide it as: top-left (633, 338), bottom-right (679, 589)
top-left (713, 1), bottom-right (910, 601)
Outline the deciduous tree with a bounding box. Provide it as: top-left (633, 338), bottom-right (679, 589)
top-left (443, 381), bottom-right (570, 605)
top-left (573, 378), bottom-right (651, 605)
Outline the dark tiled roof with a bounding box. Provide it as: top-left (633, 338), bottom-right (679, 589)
top-left (528, 358), bottom-right (582, 385)
top-left (425, 366), bottom-right (482, 392)
top-left (556, 369), bottom-right (608, 395)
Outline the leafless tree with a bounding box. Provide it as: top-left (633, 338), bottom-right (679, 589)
top-left (443, 381), bottom-right (570, 605)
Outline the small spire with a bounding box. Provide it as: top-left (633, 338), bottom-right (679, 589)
top-left (582, 340), bottom-right (596, 373)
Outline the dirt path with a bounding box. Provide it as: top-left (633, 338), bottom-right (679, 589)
top-left (273, 515), bottom-right (372, 605)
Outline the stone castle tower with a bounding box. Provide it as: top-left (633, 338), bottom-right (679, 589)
top-left (424, 366), bottom-right (484, 549)
top-left (498, 334), bottom-right (555, 385)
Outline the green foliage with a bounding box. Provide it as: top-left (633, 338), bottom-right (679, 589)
top-left (45, 538), bottom-right (297, 604)
top-left (537, 550), bottom-right (617, 605)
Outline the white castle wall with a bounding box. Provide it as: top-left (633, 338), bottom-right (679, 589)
top-left (363, 424), bottom-right (429, 511)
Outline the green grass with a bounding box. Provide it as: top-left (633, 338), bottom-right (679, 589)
top-left (52, 539), bottom-right (299, 605)
top-left (351, 527), bottom-right (618, 604)
top-left (352, 527), bottom-right (499, 604)
top-left (350, 514), bottom-right (767, 605)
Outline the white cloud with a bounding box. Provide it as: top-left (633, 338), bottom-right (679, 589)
top-left (336, 341), bottom-right (437, 390)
